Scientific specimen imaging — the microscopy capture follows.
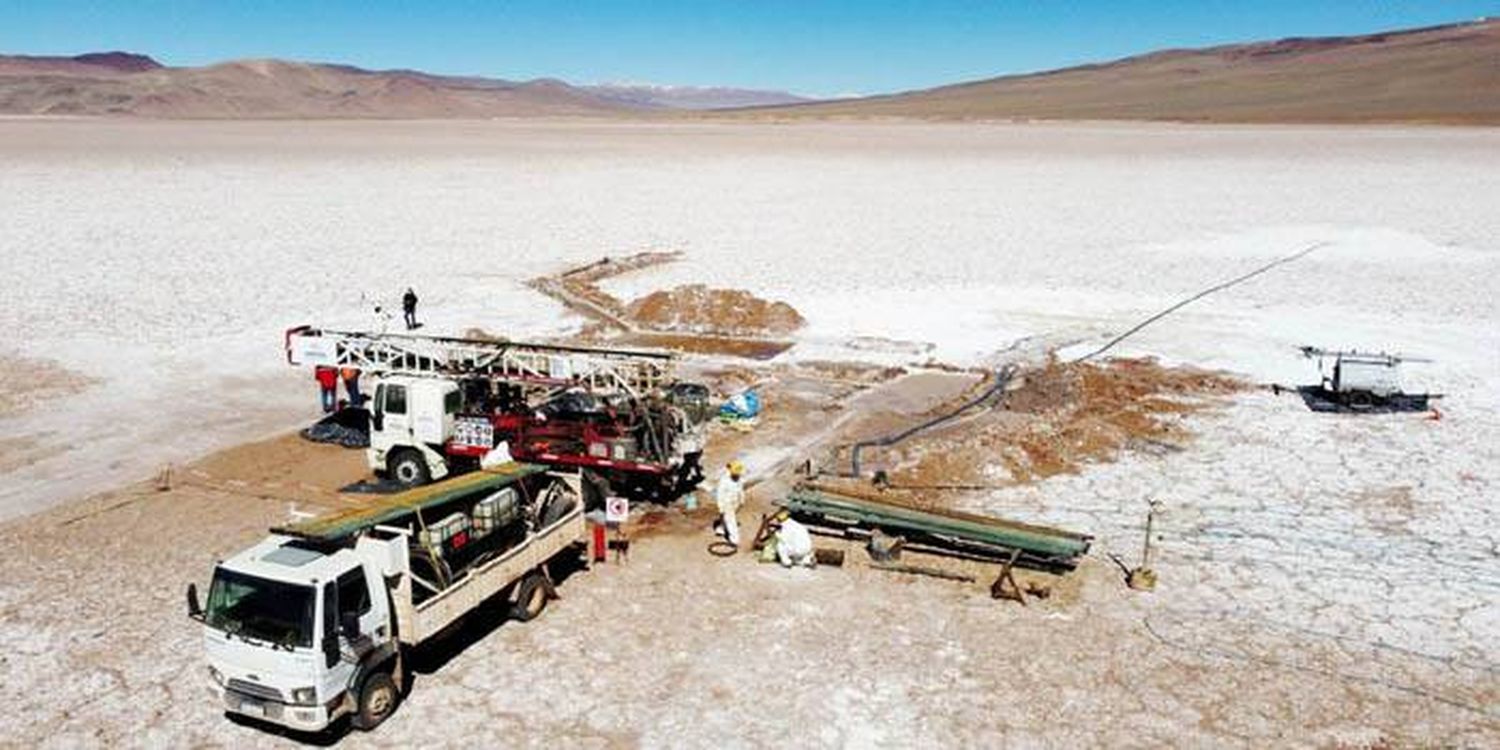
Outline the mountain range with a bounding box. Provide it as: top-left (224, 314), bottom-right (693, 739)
top-left (735, 18), bottom-right (1500, 124)
top-left (3, 18), bottom-right (1497, 123)
top-left (0, 52), bottom-right (803, 117)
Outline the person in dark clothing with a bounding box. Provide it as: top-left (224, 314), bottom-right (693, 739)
top-left (341, 367), bottom-right (362, 407)
top-left (402, 287), bottom-right (418, 330)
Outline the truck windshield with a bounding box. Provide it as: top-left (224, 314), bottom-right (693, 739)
top-left (205, 568), bottom-right (315, 649)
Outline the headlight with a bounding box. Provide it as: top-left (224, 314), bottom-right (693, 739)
top-left (207, 666), bottom-right (224, 686)
top-left (291, 687), bottom-right (318, 706)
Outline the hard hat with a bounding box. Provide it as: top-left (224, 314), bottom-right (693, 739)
top-left (728, 460), bottom-right (745, 475)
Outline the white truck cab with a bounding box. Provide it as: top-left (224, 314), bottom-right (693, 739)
top-left (195, 533), bottom-right (405, 732)
top-left (368, 375), bottom-right (461, 485)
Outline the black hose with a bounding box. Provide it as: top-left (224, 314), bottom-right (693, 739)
top-left (1072, 241), bottom-right (1327, 363)
top-left (849, 364), bottom-right (1017, 477)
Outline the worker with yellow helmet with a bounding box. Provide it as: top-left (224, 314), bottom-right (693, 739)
top-left (714, 460), bottom-right (747, 547)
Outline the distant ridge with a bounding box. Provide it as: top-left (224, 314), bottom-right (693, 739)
top-left (0, 52), bottom-right (811, 118)
top-left (726, 18), bottom-right (1500, 125)
top-left (583, 82), bottom-right (811, 110)
top-left (0, 51), bottom-right (163, 77)
top-left (0, 55), bottom-right (637, 118)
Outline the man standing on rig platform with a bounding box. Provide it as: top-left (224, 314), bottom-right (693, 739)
top-left (402, 287), bottom-right (419, 330)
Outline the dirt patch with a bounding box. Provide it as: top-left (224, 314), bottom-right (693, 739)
top-left (463, 327), bottom-right (508, 342)
top-left (178, 432), bottom-right (371, 505)
top-left (1353, 485), bottom-right (1419, 535)
top-left (793, 360), bottom-right (907, 386)
top-left (0, 354), bottom-right (97, 418)
top-left (876, 357), bottom-right (1244, 487)
top-left (844, 335), bottom-right (936, 357)
top-left (0, 433), bottom-right (67, 474)
top-left (616, 331), bottom-right (794, 360)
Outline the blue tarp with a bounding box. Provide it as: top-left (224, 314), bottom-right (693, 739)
top-left (719, 389), bottom-right (761, 420)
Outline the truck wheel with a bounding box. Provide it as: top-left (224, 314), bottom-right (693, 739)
top-left (353, 671), bottom-right (399, 731)
top-left (510, 572), bottom-right (549, 622)
top-left (389, 450), bottom-right (430, 487)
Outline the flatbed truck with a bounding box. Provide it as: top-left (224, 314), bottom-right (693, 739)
top-left (186, 463), bottom-right (589, 734)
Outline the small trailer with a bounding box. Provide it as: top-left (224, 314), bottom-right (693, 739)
top-left (1291, 347), bottom-right (1440, 413)
top-left (187, 463), bottom-right (589, 734)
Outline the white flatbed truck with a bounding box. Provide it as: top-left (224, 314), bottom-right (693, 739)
top-left (186, 462), bottom-right (590, 734)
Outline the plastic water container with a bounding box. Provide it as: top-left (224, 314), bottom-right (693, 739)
top-left (419, 512), bottom-right (472, 555)
top-left (473, 488), bottom-right (520, 537)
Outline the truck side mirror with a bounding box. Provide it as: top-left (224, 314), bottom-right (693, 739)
top-left (186, 583), bottom-right (204, 621)
top-left (340, 612), bottom-right (361, 639)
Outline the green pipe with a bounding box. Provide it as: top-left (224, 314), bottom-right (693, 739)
top-left (784, 485), bottom-right (1091, 560)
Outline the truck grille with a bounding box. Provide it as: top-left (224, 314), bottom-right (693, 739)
top-left (227, 678), bottom-right (283, 703)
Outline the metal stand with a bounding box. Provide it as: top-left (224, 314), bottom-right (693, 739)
top-left (989, 548), bottom-right (1026, 605)
top-left (608, 524), bottom-right (630, 563)
top-left (1127, 500), bottom-right (1162, 591)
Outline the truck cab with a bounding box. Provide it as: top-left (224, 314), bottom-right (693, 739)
top-left (195, 533), bottom-right (406, 733)
top-left (368, 375), bottom-right (461, 486)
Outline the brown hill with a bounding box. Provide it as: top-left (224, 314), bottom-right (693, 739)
top-left (0, 55), bottom-right (633, 118)
top-left (731, 19), bottom-right (1500, 124)
top-left (0, 51), bottom-right (163, 77)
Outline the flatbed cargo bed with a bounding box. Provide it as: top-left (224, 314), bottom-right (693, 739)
top-left (274, 462), bottom-right (547, 543)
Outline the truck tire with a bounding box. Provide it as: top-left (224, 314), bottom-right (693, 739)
top-left (389, 449), bottom-right (430, 488)
top-left (353, 671), bottom-right (399, 731)
top-left (510, 572), bottom-right (549, 622)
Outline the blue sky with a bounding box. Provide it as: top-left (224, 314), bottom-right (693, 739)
top-left (1, 1), bottom-right (1495, 96)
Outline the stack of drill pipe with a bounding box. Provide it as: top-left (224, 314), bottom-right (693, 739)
top-left (781, 483), bottom-right (1091, 572)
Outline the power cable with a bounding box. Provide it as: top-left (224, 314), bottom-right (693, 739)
top-left (1073, 241), bottom-right (1328, 363)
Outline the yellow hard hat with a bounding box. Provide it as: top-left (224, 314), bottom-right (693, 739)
top-left (728, 460), bottom-right (745, 475)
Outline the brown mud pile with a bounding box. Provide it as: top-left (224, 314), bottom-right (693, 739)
top-left (881, 357), bottom-right (1244, 487)
top-left (532, 251), bottom-right (805, 357)
top-left (625, 284), bottom-right (805, 338)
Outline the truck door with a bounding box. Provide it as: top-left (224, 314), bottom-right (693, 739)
top-left (324, 566), bottom-right (392, 697)
top-left (320, 582), bottom-right (356, 701)
top-left (377, 383), bottom-right (412, 442)
top-left (338, 566), bottom-right (389, 651)
top-left (411, 382), bottom-right (459, 446)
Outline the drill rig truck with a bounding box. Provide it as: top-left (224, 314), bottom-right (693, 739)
top-left (286, 327), bottom-right (711, 499)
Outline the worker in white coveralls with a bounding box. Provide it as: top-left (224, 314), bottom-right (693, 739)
top-left (715, 460), bottom-right (746, 546)
top-left (772, 510), bottom-right (815, 568)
